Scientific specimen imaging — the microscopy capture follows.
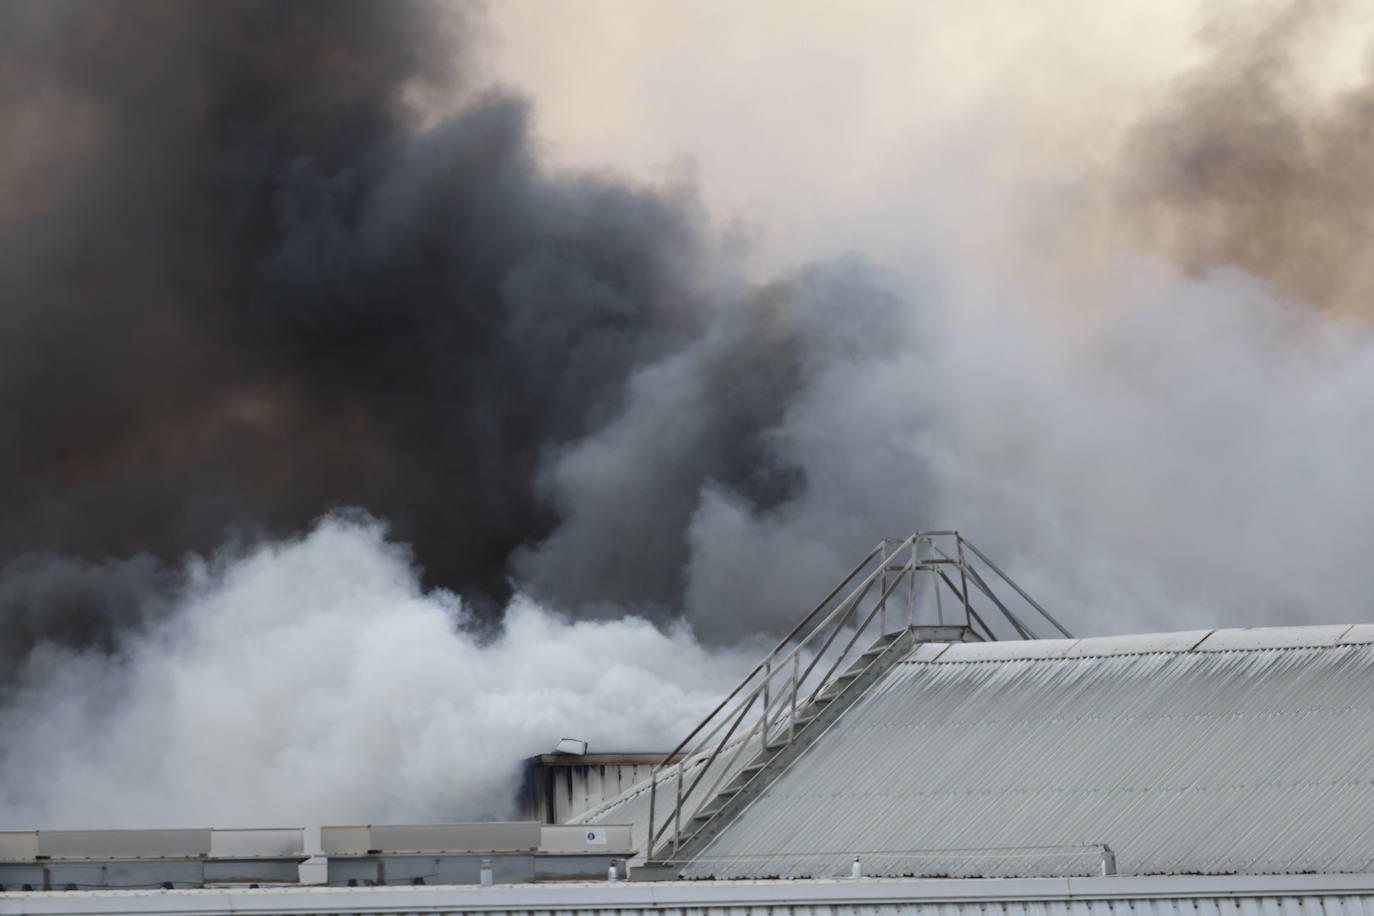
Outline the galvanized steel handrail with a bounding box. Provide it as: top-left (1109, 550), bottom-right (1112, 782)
top-left (646, 531), bottom-right (1070, 864)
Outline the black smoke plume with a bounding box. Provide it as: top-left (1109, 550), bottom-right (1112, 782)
top-left (0, 0), bottom-right (911, 673)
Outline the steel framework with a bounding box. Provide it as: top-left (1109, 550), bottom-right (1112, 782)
top-left (645, 531), bottom-right (1070, 866)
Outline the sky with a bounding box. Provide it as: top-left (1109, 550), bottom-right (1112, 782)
top-left (484, 1), bottom-right (1206, 271)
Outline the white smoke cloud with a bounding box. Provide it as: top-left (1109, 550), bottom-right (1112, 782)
top-left (0, 514), bottom-right (756, 828)
top-left (12, 250), bottom-right (1374, 832)
top-left (9, 1), bottom-right (1374, 833)
top-left (933, 260), bottom-right (1374, 637)
top-left (17, 250), bottom-right (1374, 832)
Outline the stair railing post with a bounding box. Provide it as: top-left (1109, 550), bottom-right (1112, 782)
top-left (908, 535), bottom-right (918, 628)
top-left (648, 774), bottom-right (657, 859)
top-left (879, 540), bottom-right (888, 633)
top-left (762, 657), bottom-right (772, 745)
top-left (789, 651), bottom-right (799, 743)
top-left (957, 533), bottom-right (972, 629)
top-left (673, 761), bottom-right (684, 858)
top-left (934, 555), bottom-right (944, 626)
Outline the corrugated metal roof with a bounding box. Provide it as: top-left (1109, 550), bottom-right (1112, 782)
top-left (682, 625), bottom-right (1374, 880)
top-left (6, 873), bottom-right (1374, 916)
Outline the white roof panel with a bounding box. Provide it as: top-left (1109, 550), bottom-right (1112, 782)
top-left (1192, 625), bottom-right (1354, 651)
top-left (1063, 629), bottom-right (1213, 657)
top-left (685, 625), bottom-right (1374, 880)
top-left (906, 642), bottom-right (954, 662)
top-left (1337, 625), bottom-right (1374, 645)
top-left (936, 637), bottom-right (1077, 662)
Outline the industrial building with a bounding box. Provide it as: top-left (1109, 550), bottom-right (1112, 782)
top-left (6, 533), bottom-right (1374, 916)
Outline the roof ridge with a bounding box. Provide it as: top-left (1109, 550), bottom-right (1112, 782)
top-left (903, 623), bottom-right (1374, 663)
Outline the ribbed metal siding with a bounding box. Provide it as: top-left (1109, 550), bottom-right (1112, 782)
top-left (685, 642), bottom-right (1374, 879)
top-left (557, 764), bottom-right (657, 823)
top-left (249, 898), bottom-right (1374, 916)
top-left (6, 884), bottom-right (1374, 916)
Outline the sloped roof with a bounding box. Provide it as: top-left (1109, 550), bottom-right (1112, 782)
top-left (678, 625), bottom-right (1374, 879)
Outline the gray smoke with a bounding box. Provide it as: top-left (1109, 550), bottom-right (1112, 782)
top-left (1120, 0), bottom-right (1374, 313)
top-left (8, 0), bottom-right (1374, 829)
top-left (0, 553), bottom-right (178, 679)
top-left (0, 515), bottom-right (762, 828)
top-left (0, 0), bottom-right (916, 671)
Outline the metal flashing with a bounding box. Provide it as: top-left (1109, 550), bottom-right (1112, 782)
top-left (9, 872), bottom-right (1374, 915)
top-left (1192, 624), bottom-right (1355, 651)
top-left (907, 642), bottom-right (953, 662)
top-left (1063, 629), bottom-right (1214, 657)
top-left (935, 638), bottom-right (1077, 662)
top-left (1338, 625), bottom-right (1374, 645)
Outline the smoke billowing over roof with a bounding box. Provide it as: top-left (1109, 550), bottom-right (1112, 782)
top-left (0, 0), bottom-right (919, 670)
top-left (5, 0), bottom-right (1374, 829)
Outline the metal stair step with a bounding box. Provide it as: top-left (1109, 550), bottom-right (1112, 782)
top-left (651, 631), bottom-right (917, 867)
top-left (858, 638), bottom-right (901, 661)
top-left (653, 626), bottom-right (917, 867)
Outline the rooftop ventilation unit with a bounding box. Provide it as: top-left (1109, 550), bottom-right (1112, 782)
top-left (554, 738), bottom-right (589, 756)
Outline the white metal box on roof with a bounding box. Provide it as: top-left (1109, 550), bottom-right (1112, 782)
top-left (321, 823), bottom-right (539, 856)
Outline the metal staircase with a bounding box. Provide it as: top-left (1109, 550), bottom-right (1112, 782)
top-left (640, 531), bottom-right (1071, 876)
